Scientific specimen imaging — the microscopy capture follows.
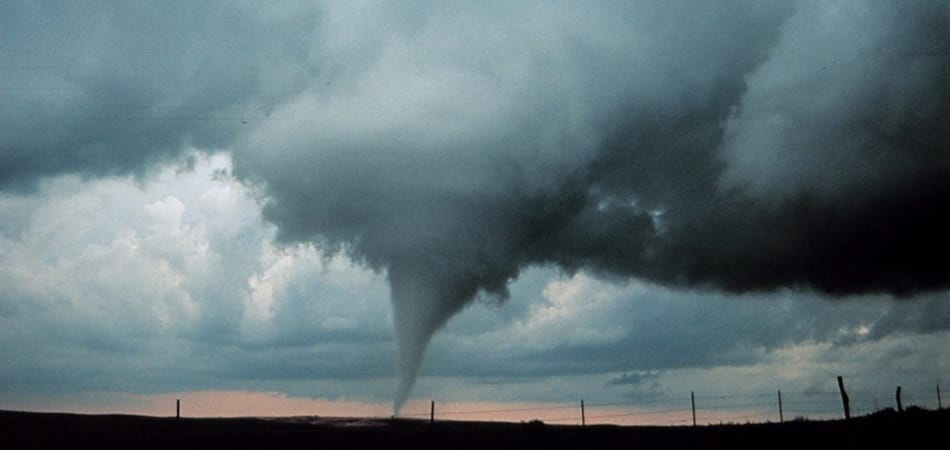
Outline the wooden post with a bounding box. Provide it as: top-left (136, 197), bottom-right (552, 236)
top-left (430, 400), bottom-right (435, 424)
top-left (580, 399), bottom-right (586, 427)
top-left (837, 376), bottom-right (851, 420)
top-left (777, 390), bottom-right (784, 423)
top-left (691, 392), bottom-right (696, 426)
top-left (895, 386), bottom-right (903, 413)
top-left (938, 385), bottom-right (942, 410)
top-left (176, 399), bottom-right (180, 419)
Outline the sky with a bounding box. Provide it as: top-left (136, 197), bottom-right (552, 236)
top-left (1, 0), bottom-right (948, 424)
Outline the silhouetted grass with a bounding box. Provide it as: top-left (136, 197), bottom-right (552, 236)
top-left (2, 408), bottom-right (947, 450)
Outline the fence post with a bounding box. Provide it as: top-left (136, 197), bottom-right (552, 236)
top-left (938, 385), bottom-right (942, 410)
top-left (895, 386), bottom-right (903, 413)
top-left (837, 376), bottom-right (851, 420)
top-left (777, 390), bottom-right (784, 423)
top-left (176, 399), bottom-right (180, 419)
top-left (691, 392), bottom-right (696, 426)
top-left (430, 400), bottom-right (435, 424)
top-left (580, 399), bottom-right (586, 427)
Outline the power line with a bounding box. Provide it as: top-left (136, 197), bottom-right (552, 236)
top-left (425, 403), bottom-right (577, 416)
top-left (586, 407), bottom-right (690, 420)
top-left (583, 398), bottom-right (685, 408)
top-left (693, 392), bottom-right (776, 400)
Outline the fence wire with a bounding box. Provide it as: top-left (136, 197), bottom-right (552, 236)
top-left (396, 385), bottom-right (944, 426)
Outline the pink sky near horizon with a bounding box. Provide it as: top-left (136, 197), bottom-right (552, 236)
top-left (1, 390), bottom-right (799, 426)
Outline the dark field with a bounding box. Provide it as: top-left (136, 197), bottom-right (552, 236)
top-left (2, 408), bottom-right (947, 450)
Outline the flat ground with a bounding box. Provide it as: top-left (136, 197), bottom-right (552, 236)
top-left (1, 408), bottom-right (946, 449)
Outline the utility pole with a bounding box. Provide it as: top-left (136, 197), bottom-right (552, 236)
top-left (430, 400), bottom-right (435, 424)
top-left (777, 390), bottom-right (784, 424)
top-left (176, 399), bottom-right (180, 419)
top-left (938, 385), bottom-right (943, 410)
top-left (837, 376), bottom-right (851, 420)
top-left (691, 392), bottom-right (697, 426)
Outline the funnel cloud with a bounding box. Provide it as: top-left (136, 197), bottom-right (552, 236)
top-left (230, 1), bottom-right (950, 412)
top-left (3, 1), bottom-right (948, 413)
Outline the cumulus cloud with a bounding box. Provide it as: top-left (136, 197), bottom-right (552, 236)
top-left (0, 155), bottom-right (394, 396)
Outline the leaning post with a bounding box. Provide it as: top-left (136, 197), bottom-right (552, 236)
top-left (837, 376), bottom-right (851, 420)
top-left (777, 390), bottom-right (784, 423)
top-left (580, 399), bottom-right (586, 427)
top-left (691, 392), bottom-right (697, 426)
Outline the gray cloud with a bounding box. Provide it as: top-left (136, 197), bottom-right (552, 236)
top-left (3, 1), bottom-right (948, 412)
top-left (0, 1), bottom-right (318, 190)
top-left (606, 371), bottom-right (661, 387)
top-left (605, 371), bottom-right (664, 400)
top-left (424, 276), bottom-right (950, 380)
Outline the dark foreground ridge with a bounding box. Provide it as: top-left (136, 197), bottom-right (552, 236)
top-left (2, 408), bottom-right (947, 450)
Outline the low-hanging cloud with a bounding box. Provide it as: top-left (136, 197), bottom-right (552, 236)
top-left (3, 1), bottom-right (948, 413)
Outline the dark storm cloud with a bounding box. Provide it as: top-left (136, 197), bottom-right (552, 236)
top-left (238, 0), bottom-right (949, 305)
top-left (518, 1), bottom-right (950, 296)
top-left (0, 1), bottom-right (318, 190)
top-left (4, 2), bottom-right (946, 294)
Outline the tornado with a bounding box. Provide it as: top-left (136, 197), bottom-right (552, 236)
top-left (388, 264), bottom-right (453, 414)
